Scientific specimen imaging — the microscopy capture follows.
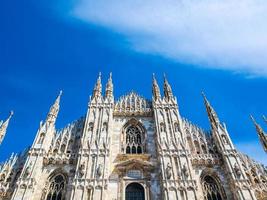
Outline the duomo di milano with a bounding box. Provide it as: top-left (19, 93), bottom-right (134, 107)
top-left (0, 73), bottom-right (267, 200)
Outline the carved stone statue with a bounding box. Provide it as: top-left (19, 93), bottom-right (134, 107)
top-left (0, 173), bottom-right (5, 182)
top-left (166, 163), bottom-right (172, 179)
top-left (222, 135), bottom-right (228, 144)
top-left (182, 163), bottom-right (189, 178)
top-left (234, 163), bottom-right (241, 177)
top-left (95, 139), bottom-right (98, 148)
top-left (96, 164), bottom-right (103, 177)
top-left (23, 162), bottom-right (32, 179)
top-left (78, 162), bottom-right (85, 178)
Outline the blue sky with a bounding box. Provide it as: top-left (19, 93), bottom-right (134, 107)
top-left (0, 0), bottom-right (267, 164)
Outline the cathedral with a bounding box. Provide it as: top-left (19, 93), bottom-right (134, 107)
top-left (0, 73), bottom-right (267, 200)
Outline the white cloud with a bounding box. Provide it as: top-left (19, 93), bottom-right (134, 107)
top-left (236, 141), bottom-right (267, 165)
top-left (68, 0), bottom-right (267, 75)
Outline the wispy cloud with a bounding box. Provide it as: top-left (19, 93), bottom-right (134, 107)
top-left (66, 0), bottom-right (267, 75)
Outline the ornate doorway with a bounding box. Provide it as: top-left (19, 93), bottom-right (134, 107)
top-left (125, 183), bottom-right (145, 200)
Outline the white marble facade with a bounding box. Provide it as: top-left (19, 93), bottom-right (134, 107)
top-left (0, 73), bottom-right (267, 200)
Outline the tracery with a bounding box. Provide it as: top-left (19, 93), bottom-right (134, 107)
top-left (125, 125), bottom-right (144, 154)
top-left (201, 175), bottom-right (224, 200)
top-left (45, 174), bottom-right (66, 200)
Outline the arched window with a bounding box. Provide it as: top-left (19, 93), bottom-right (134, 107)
top-left (160, 122), bottom-right (166, 132)
top-left (102, 122), bottom-right (108, 132)
top-left (202, 175), bottom-right (224, 200)
top-left (88, 122), bottom-right (94, 132)
top-left (194, 140), bottom-right (201, 154)
top-left (126, 183), bottom-right (145, 200)
top-left (174, 122), bottom-right (179, 132)
top-left (60, 144), bottom-right (66, 153)
top-left (45, 174), bottom-right (66, 200)
top-left (125, 125), bottom-right (144, 154)
top-left (38, 132), bottom-right (45, 144)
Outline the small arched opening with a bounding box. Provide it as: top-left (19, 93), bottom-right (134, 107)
top-left (125, 182), bottom-right (145, 200)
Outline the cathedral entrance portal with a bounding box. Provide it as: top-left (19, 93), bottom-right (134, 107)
top-left (125, 183), bottom-right (145, 200)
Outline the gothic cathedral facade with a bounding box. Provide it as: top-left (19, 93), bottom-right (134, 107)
top-left (1, 73), bottom-right (267, 200)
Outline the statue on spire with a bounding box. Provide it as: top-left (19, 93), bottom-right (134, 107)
top-left (0, 111), bottom-right (14, 145)
top-left (92, 72), bottom-right (102, 99)
top-left (105, 72), bottom-right (113, 99)
top-left (202, 92), bottom-right (220, 128)
top-left (152, 73), bottom-right (161, 100)
top-left (251, 115), bottom-right (267, 153)
top-left (163, 74), bottom-right (173, 100)
top-left (46, 91), bottom-right (62, 125)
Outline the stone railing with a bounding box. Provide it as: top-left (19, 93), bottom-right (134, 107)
top-left (43, 152), bottom-right (77, 166)
top-left (190, 153), bottom-right (222, 166)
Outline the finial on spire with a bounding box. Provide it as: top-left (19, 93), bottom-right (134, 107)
top-left (202, 92), bottom-right (220, 128)
top-left (152, 73), bottom-right (161, 100)
top-left (105, 72), bottom-right (113, 99)
top-left (163, 73), bottom-right (173, 100)
top-left (250, 115), bottom-right (267, 153)
top-left (56, 90), bottom-right (63, 104)
top-left (93, 72), bottom-right (102, 99)
top-left (0, 111), bottom-right (14, 145)
top-left (46, 91), bottom-right (62, 125)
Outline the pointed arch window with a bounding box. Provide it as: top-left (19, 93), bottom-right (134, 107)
top-left (102, 122), bottom-right (108, 132)
top-left (201, 175), bottom-right (224, 200)
top-left (88, 122), bottom-right (94, 132)
top-left (160, 122), bottom-right (166, 132)
top-left (45, 174), bottom-right (66, 200)
top-left (174, 122), bottom-right (179, 132)
top-left (125, 125), bottom-right (144, 154)
top-left (38, 132), bottom-right (45, 144)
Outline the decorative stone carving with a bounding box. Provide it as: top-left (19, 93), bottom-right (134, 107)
top-left (182, 163), bottom-right (189, 178)
top-left (234, 163), bottom-right (241, 177)
top-left (114, 92), bottom-right (152, 116)
top-left (166, 163), bottom-right (172, 179)
top-left (96, 164), bottom-right (103, 177)
top-left (23, 162), bottom-right (32, 179)
top-left (222, 134), bottom-right (228, 144)
top-left (78, 162), bottom-right (85, 178)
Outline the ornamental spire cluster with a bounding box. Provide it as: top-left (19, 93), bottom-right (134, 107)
top-left (91, 72), bottom-right (114, 101)
top-left (152, 74), bottom-right (175, 102)
top-left (0, 111), bottom-right (13, 145)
